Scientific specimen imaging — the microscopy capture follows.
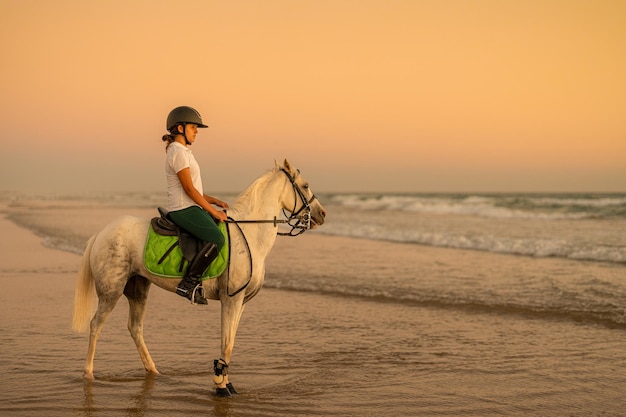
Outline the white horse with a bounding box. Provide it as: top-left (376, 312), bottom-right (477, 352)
top-left (72, 159), bottom-right (326, 396)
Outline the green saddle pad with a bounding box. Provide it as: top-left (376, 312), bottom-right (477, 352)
top-left (144, 222), bottom-right (229, 280)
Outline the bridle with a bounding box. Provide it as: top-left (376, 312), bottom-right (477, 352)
top-left (222, 168), bottom-right (319, 297)
top-left (225, 168), bottom-right (318, 237)
top-left (277, 167), bottom-right (318, 236)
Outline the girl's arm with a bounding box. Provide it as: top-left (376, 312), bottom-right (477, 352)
top-left (177, 168), bottom-right (227, 222)
top-left (204, 194), bottom-right (229, 209)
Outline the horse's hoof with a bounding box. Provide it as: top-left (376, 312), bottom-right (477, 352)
top-left (226, 383), bottom-right (238, 395)
top-left (215, 387), bottom-right (232, 397)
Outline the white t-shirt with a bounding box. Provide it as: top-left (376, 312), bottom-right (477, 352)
top-left (165, 142), bottom-right (204, 211)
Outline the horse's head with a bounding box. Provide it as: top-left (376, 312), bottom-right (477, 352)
top-left (276, 159), bottom-right (327, 234)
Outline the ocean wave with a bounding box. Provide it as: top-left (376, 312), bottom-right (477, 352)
top-left (6, 191), bottom-right (626, 266)
top-left (327, 193), bottom-right (626, 219)
top-left (318, 224), bottom-right (626, 264)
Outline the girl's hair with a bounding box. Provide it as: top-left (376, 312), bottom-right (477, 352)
top-left (161, 126), bottom-right (180, 150)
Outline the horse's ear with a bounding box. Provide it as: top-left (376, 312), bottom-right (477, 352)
top-left (274, 159), bottom-right (280, 170)
top-left (283, 159), bottom-right (295, 174)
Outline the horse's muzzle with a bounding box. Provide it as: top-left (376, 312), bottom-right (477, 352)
top-left (310, 207), bottom-right (326, 229)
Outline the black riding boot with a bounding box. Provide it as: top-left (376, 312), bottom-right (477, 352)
top-left (176, 242), bottom-right (218, 305)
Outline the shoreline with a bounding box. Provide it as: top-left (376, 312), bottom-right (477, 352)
top-left (0, 211), bottom-right (81, 273)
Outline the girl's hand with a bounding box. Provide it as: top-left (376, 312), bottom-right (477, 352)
top-left (211, 209), bottom-right (227, 223)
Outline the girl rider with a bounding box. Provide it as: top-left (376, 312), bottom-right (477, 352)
top-left (161, 106), bottom-right (228, 304)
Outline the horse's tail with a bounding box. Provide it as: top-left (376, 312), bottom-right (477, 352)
top-left (72, 234), bottom-right (97, 332)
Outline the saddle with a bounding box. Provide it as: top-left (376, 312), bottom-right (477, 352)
top-left (145, 207), bottom-right (229, 279)
top-left (151, 207), bottom-right (204, 265)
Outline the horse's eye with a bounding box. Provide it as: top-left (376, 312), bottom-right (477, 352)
top-left (303, 183), bottom-right (310, 189)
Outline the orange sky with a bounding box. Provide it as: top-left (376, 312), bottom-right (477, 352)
top-left (1, 0), bottom-right (625, 193)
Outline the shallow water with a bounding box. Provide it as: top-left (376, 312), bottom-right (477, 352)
top-left (2, 274), bottom-right (626, 416)
top-left (2, 195), bottom-right (626, 416)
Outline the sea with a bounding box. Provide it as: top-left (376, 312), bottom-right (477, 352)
top-left (315, 192), bottom-right (626, 326)
top-left (1, 190), bottom-right (625, 416)
top-left (5, 191), bottom-right (625, 324)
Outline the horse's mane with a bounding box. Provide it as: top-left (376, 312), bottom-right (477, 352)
top-left (229, 166), bottom-right (280, 217)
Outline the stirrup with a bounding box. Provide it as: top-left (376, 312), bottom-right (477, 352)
top-left (190, 283), bottom-right (207, 305)
top-left (176, 282), bottom-right (208, 305)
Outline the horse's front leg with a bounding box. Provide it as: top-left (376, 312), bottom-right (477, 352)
top-left (215, 292), bottom-right (246, 397)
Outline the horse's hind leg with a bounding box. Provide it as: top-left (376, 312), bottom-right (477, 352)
top-left (124, 275), bottom-right (159, 375)
top-left (84, 294), bottom-right (122, 379)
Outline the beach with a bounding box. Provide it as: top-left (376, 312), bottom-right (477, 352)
top-left (1, 196), bottom-right (626, 416)
top-left (4, 0), bottom-right (625, 414)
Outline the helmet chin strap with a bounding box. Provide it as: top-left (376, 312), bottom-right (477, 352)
top-left (181, 123), bottom-right (190, 145)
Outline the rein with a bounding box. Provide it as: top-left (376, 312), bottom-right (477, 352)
top-left (222, 168), bottom-right (318, 297)
top-left (224, 218), bottom-right (253, 297)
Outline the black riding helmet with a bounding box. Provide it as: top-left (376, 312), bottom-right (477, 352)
top-left (166, 106), bottom-right (208, 145)
top-left (166, 106), bottom-right (208, 131)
